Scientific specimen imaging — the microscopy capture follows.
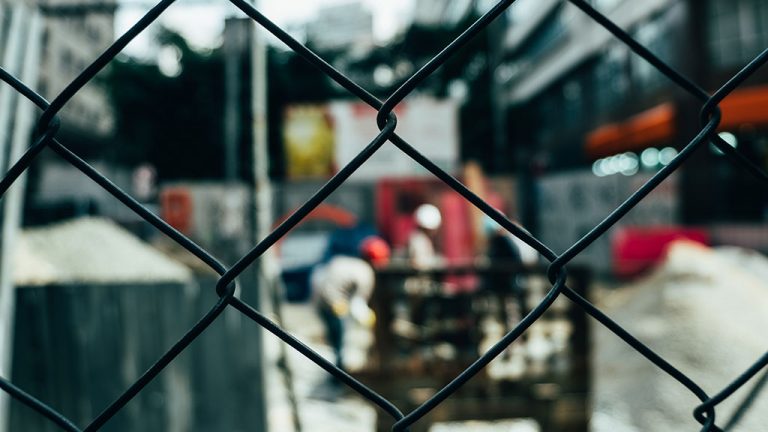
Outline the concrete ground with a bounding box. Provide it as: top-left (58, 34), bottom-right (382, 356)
top-left (264, 302), bottom-right (377, 432)
top-left (263, 243), bottom-right (768, 432)
top-left (263, 301), bottom-right (545, 432)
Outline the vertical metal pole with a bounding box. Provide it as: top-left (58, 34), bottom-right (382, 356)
top-left (252, 7), bottom-right (269, 246)
top-left (248, 4), bottom-right (304, 428)
top-left (487, 9), bottom-right (507, 174)
top-left (223, 19), bottom-right (245, 182)
top-left (250, 5), bottom-right (272, 307)
top-left (0, 8), bottom-right (42, 431)
top-left (248, 18), bottom-right (302, 430)
top-left (249, 2), bottom-right (271, 430)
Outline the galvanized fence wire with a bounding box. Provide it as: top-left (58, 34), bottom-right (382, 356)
top-left (0, 0), bottom-right (766, 430)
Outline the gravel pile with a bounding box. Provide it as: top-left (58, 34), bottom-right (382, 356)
top-left (592, 240), bottom-right (768, 431)
top-left (14, 217), bottom-right (191, 286)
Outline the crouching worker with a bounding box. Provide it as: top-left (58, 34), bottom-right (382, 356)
top-left (310, 235), bottom-right (390, 372)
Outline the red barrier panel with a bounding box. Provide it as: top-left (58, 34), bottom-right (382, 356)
top-left (612, 226), bottom-right (709, 278)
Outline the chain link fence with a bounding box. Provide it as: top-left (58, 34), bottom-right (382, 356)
top-left (0, 0), bottom-right (766, 430)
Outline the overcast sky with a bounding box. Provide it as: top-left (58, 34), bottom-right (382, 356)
top-left (117, 0), bottom-right (413, 59)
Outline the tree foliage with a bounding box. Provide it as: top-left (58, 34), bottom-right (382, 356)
top-left (107, 29), bottom-right (226, 181)
top-left (106, 14), bottom-right (499, 182)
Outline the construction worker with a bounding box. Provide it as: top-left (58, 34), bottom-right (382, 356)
top-left (482, 215), bottom-right (538, 320)
top-left (310, 235), bottom-right (390, 372)
top-left (407, 203), bottom-right (443, 270)
top-left (396, 204), bottom-right (444, 342)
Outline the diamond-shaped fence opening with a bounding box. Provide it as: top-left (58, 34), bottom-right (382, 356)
top-left (0, 0), bottom-right (765, 431)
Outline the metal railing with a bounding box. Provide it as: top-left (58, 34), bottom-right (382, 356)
top-left (363, 264), bottom-right (591, 431)
top-left (0, 0), bottom-right (766, 430)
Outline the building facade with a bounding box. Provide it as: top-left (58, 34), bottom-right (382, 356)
top-left (501, 0), bottom-right (768, 227)
top-left (38, 0), bottom-right (116, 147)
top-left (0, 0), bottom-right (119, 225)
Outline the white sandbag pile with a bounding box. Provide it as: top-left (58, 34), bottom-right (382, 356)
top-left (14, 217), bottom-right (191, 286)
top-left (592, 240), bottom-right (768, 432)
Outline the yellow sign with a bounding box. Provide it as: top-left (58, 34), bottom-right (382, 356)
top-left (283, 105), bottom-right (334, 179)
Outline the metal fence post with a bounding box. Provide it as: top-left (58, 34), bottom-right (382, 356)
top-left (249, 2), bottom-right (270, 430)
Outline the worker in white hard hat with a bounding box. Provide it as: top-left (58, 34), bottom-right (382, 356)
top-left (394, 203), bottom-right (445, 344)
top-left (408, 203), bottom-right (443, 270)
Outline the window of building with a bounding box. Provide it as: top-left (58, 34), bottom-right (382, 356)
top-left (593, 44), bottom-right (628, 116)
top-left (41, 28), bottom-right (49, 49)
top-left (631, 5), bottom-right (682, 92)
top-left (37, 81), bottom-right (48, 99)
top-left (514, 6), bottom-right (567, 61)
top-left (61, 49), bottom-right (73, 73)
top-left (588, 0), bottom-right (622, 12)
top-left (506, 0), bottom-right (540, 25)
top-left (562, 79), bottom-right (583, 130)
top-left (444, 0), bottom-right (472, 25)
top-left (86, 22), bottom-right (101, 44)
top-left (534, 89), bottom-right (560, 144)
top-left (707, 0), bottom-right (768, 68)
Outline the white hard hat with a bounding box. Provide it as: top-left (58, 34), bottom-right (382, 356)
top-left (415, 204), bottom-right (442, 230)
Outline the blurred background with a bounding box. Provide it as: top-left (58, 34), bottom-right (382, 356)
top-left (0, 0), bottom-right (766, 431)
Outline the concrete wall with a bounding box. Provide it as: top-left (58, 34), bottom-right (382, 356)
top-left (10, 277), bottom-right (265, 431)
